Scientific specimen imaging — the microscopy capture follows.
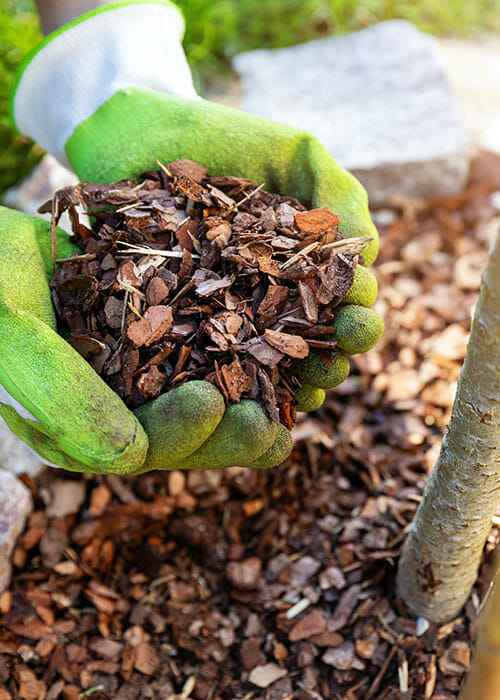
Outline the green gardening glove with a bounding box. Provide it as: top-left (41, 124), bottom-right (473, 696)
top-left (8, 0), bottom-right (383, 474)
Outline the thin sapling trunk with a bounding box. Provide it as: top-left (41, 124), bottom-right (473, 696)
top-left (397, 229), bottom-right (500, 623)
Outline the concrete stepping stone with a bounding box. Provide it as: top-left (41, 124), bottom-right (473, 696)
top-left (233, 20), bottom-right (468, 206)
top-left (0, 471), bottom-right (32, 593)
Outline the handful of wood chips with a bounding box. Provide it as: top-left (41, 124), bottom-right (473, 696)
top-left (46, 159), bottom-right (367, 429)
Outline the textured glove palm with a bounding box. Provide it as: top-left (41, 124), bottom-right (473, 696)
top-left (3, 2), bottom-right (384, 473)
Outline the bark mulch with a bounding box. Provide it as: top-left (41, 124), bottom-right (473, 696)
top-left (47, 160), bottom-right (362, 423)
top-left (1, 151), bottom-right (500, 700)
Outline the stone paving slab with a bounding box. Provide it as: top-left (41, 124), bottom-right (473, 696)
top-left (0, 417), bottom-right (48, 477)
top-left (233, 20), bottom-right (469, 205)
top-left (0, 471), bottom-right (32, 593)
top-left (439, 36), bottom-right (500, 154)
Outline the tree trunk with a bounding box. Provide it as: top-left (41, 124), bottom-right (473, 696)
top-left (397, 229), bottom-right (500, 623)
top-left (460, 552), bottom-right (500, 700)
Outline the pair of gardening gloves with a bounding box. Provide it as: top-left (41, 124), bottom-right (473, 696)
top-left (1, 0), bottom-right (383, 475)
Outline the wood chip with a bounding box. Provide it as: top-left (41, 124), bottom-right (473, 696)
top-left (248, 663), bottom-right (287, 688)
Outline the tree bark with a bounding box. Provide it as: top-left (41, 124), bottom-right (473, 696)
top-left (460, 552), bottom-right (500, 700)
top-left (397, 229), bottom-right (500, 623)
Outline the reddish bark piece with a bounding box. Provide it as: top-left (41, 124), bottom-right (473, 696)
top-left (134, 642), bottom-right (159, 675)
top-left (226, 558), bottom-right (262, 590)
top-left (10, 621), bottom-right (51, 641)
top-left (248, 663), bottom-right (287, 688)
top-left (245, 337), bottom-right (284, 368)
top-left (294, 207), bottom-right (340, 234)
top-left (221, 359), bottom-right (253, 402)
top-left (206, 184), bottom-right (236, 209)
top-left (68, 333), bottom-right (107, 359)
top-left (146, 277), bottom-right (169, 306)
top-left (288, 609), bottom-right (326, 641)
top-left (89, 638), bottom-right (123, 660)
top-left (241, 638), bottom-right (266, 671)
top-left (56, 274), bottom-right (98, 313)
top-left (47, 480), bottom-right (86, 518)
top-left (279, 401), bottom-right (295, 431)
top-left (319, 566), bottom-right (346, 590)
top-left (127, 306), bottom-right (173, 347)
top-left (175, 220), bottom-right (196, 251)
top-left (355, 633), bottom-right (378, 659)
top-left (172, 345), bottom-right (192, 379)
top-left (104, 296), bottom-right (124, 329)
top-left (223, 312), bottom-right (243, 336)
top-left (126, 317), bottom-right (153, 347)
top-left (440, 642), bottom-right (471, 674)
top-left (322, 641), bottom-right (356, 670)
top-left (304, 339), bottom-right (339, 350)
top-left (270, 235), bottom-right (298, 250)
top-left (177, 248), bottom-right (193, 280)
top-left (136, 366), bottom-right (167, 399)
top-left (118, 261), bottom-right (142, 288)
top-left (121, 346), bottom-right (140, 396)
top-left (450, 642), bottom-right (471, 669)
top-left (17, 666), bottom-right (47, 700)
top-left (264, 329), bottom-right (310, 359)
top-left (257, 256), bottom-right (287, 278)
top-left (258, 367), bottom-right (280, 424)
top-left (193, 269), bottom-right (233, 296)
top-left (101, 252), bottom-right (117, 270)
top-left (166, 158), bottom-right (207, 183)
top-left (276, 202), bottom-right (299, 228)
top-left (298, 280), bottom-right (319, 323)
top-left (310, 631), bottom-right (344, 647)
top-left (328, 585), bottom-right (361, 631)
top-left (290, 556), bottom-right (321, 587)
top-left (176, 174), bottom-right (210, 203)
top-left (256, 285), bottom-right (289, 316)
top-left (334, 253), bottom-right (357, 297)
top-left (206, 222), bottom-right (232, 248)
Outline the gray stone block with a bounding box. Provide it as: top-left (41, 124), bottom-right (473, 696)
top-left (3, 154), bottom-right (77, 217)
top-left (233, 20), bottom-right (468, 206)
top-left (0, 417), bottom-right (48, 477)
top-left (0, 471), bottom-right (32, 593)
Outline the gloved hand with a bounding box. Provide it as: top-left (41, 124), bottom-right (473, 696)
top-left (7, 0), bottom-right (383, 473)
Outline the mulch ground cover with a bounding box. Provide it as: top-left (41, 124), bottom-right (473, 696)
top-left (48, 159), bottom-right (363, 422)
top-left (1, 152), bottom-right (500, 700)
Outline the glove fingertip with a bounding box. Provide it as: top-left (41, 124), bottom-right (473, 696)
top-left (342, 265), bottom-right (378, 308)
top-left (134, 380), bottom-right (225, 471)
top-left (332, 305), bottom-right (384, 355)
top-left (247, 424), bottom-right (293, 469)
top-left (173, 399), bottom-right (278, 470)
top-left (297, 350), bottom-right (350, 390)
top-left (295, 384), bottom-right (325, 412)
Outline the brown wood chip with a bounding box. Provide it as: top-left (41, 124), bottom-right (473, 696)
top-left (264, 329), bottom-right (310, 359)
top-left (294, 206), bottom-right (340, 234)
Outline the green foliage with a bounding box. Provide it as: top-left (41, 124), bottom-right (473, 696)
top-left (330, 0), bottom-right (500, 36)
top-left (1, 0), bottom-right (500, 195)
top-left (175, 0), bottom-right (332, 89)
top-left (0, 0), bottom-right (43, 195)
top-left (176, 0), bottom-right (500, 87)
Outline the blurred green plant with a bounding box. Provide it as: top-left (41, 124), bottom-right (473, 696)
top-left (2, 0), bottom-right (500, 195)
top-left (176, 0), bottom-right (332, 90)
top-left (0, 0), bottom-right (43, 195)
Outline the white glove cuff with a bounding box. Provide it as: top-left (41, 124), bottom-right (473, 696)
top-left (13, 2), bottom-right (199, 166)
